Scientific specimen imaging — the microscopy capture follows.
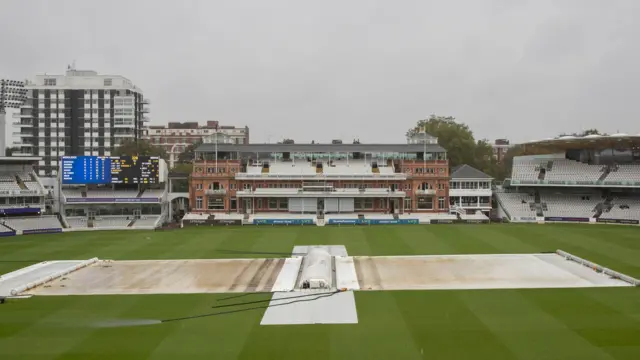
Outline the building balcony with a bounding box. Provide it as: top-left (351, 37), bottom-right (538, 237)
top-left (204, 189), bottom-right (227, 195)
top-left (235, 188), bottom-right (406, 198)
top-left (142, 99), bottom-right (150, 105)
top-left (12, 113), bottom-right (32, 119)
top-left (415, 189), bottom-right (436, 195)
top-left (10, 151), bottom-right (34, 156)
top-left (141, 107), bottom-right (150, 113)
top-left (113, 123), bottom-right (136, 128)
top-left (142, 116), bottom-right (150, 122)
top-left (234, 172), bottom-right (408, 181)
top-left (12, 121), bottom-right (32, 127)
top-left (449, 189), bottom-right (492, 197)
top-left (12, 140), bottom-right (33, 147)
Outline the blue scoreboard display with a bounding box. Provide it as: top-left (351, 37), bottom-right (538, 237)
top-left (61, 156), bottom-right (160, 185)
top-left (61, 156), bottom-right (112, 184)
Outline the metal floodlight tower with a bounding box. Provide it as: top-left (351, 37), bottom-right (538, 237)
top-left (0, 79), bottom-right (28, 155)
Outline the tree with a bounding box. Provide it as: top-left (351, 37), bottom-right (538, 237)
top-left (169, 163), bottom-right (192, 192)
top-left (177, 141), bottom-right (202, 164)
top-left (278, 139), bottom-right (295, 144)
top-left (407, 115), bottom-right (477, 168)
top-left (500, 145), bottom-right (527, 180)
top-left (112, 139), bottom-right (168, 159)
top-left (407, 115), bottom-right (510, 180)
top-left (558, 129), bottom-right (606, 137)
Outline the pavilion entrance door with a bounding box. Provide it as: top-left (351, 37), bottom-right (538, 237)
top-left (243, 199), bottom-right (252, 214)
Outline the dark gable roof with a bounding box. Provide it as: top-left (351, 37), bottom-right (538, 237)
top-left (450, 164), bottom-right (493, 179)
top-left (196, 143), bottom-right (446, 153)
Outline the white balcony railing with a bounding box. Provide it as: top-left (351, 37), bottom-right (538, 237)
top-left (449, 189), bottom-right (492, 197)
top-left (12, 113), bottom-right (32, 119)
top-left (236, 188), bottom-right (406, 198)
top-left (204, 189), bottom-right (227, 195)
top-left (234, 172), bottom-right (407, 181)
top-left (415, 189), bottom-right (436, 195)
top-left (0, 189), bottom-right (43, 197)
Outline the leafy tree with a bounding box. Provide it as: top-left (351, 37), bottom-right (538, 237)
top-left (407, 115), bottom-right (478, 169)
top-left (169, 163), bottom-right (192, 192)
top-left (558, 129), bottom-right (606, 137)
top-left (278, 139), bottom-right (295, 144)
top-left (112, 139), bottom-right (167, 159)
top-left (500, 145), bottom-right (527, 180)
top-left (177, 141), bottom-right (202, 163)
top-left (407, 115), bottom-right (510, 180)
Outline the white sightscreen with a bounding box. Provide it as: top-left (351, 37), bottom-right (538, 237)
top-left (288, 198), bottom-right (303, 212)
top-left (302, 198), bottom-right (318, 213)
top-left (324, 198), bottom-right (339, 213)
top-left (339, 198), bottom-right (355, 213)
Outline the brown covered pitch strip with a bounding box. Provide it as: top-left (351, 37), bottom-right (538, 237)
top-left (27, 259), bottom-right (285, 296)
top-left (353, 254), bottom-right (632, 291)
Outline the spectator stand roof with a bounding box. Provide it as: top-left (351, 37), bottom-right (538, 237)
top-left (519, 134), bottom-right (640, 153)
top-left (195, 143), bottom-right (446, 154)
top-left (0, 156), bottom-right (41, 165)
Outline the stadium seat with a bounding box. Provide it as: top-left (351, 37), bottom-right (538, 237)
top-left (66, 216), bottom-right (89, 228)
top-left (511, 157), bottom-right (607, 183)
top-left (141, 189), bottom-right (165, 198)
top-left (605, 165), bottom-right (640, 182)
top-left (539, 194), bottom-right (600, 218)
top-left (495, 192), bottom-right (537, 218)
top-left (600, 198), bottom-right (640, 221)
top-left (131, 216), bottom-right (161, 227)
top-left (62, 189), bottom-right (84, 199)
top-left (1, 216), bottom-right (62, 231)
top-left (93, 216), bottom-right (132, 228)
top-left (323, 160), bottom-right (372, 176)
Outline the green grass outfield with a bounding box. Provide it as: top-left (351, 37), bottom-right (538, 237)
top-left (0, 224), bottom-right (639, 360)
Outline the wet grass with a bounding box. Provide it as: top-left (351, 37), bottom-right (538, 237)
top-left (0, 224), bottom-right (638, 359)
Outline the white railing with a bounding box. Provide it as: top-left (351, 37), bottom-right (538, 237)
top-left (236, 188), bottom-right (406, 197)
top-left (415, 189), bottom-right (436, 195)
top-left (234, 173), bottom-right (407, 180)
top-left (556, 250), bottom-right (639, 286)
top-left (205, 189), bottom-right (226, 195)
top-left (449, 189), bottom-right (492, 197)
top-left (0, 189), bottom-right (43, 196)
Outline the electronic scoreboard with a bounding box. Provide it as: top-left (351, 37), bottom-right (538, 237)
top-left (61, 156), bottom-right (160, 184)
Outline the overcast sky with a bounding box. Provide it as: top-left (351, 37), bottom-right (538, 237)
top-left (2, 0), bottom-right (639, 144)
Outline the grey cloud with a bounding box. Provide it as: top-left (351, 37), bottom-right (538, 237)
top-left (2, 0), bottom-right (639, 145)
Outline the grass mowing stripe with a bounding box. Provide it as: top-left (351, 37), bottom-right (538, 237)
top-left (457, 289), bottom-right (616, 360)
top-left (549, 226), bottom-right (640, 266)
top-left (1, 225), bottom-right (638, 359)
top-left (537, 226), bottom-right (640, 276)
top-left (0, 296), bottom-right (144, 358)
top-left (469, 225), bottom-right (542, 254)
top-left (393, 290), bottom-right (517, 360)
top-left (529, 288), bottom-right (640, 357)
